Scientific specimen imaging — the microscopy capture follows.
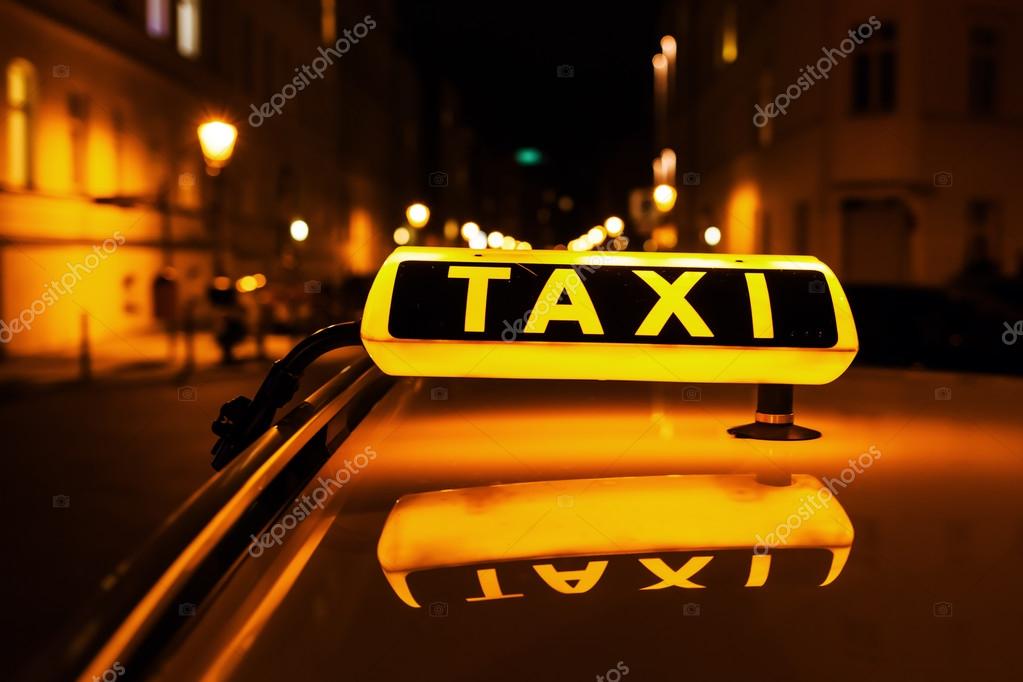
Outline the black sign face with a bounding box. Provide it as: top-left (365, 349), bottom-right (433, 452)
top-left (387, 261), bottom-right (838, 348)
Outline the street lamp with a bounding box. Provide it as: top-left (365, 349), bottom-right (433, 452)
top-left (406, 203), bottom-right (430, 228)
top-left (653, 184), bottom-right (677, 212)
top-left (604, 216), bottom-right (624, 237)
top-left (197, 120), bottom-right (238, 175)
top-left (703, 226), bottom-right (722, 246)
top-left (289, 219), bottom-right (309, 242)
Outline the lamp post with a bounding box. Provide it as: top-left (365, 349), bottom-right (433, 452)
top-left (197, 119), bottom-right (238, 274)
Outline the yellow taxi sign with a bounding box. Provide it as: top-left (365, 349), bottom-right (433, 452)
top-left (360, 247), bottom-right (857, 384)
top-left (377, 474), bottom-right (854, 608)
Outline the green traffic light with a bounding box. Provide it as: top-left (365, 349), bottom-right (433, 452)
top-left (515, 148), bottom-right (543, 166)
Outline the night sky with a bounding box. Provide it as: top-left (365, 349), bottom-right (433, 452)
top-left (395, 0), bottom-right (665, 233)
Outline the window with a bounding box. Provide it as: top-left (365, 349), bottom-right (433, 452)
top-left (720, 3), bottom-right (738, 64)
top-left (321, 0), bottom-right (337, 44)
top-left (851, 22), bottom-right (897, 113)
top-left (112, 109), bottom-right (125, 193)
top-left (68, 93), bottom-right (90, 191)
top-left (6, 58), bottom-right (36, 189)
top-left (146, 0), bottom-right (170, 38)
top-left (965, 199), bottom-right (1002, 267)
top-left (968, 27), bottom-right (999, 116)
top-left (176, 0), bottom-right (201, 59)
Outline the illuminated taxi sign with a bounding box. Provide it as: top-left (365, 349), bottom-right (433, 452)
top-left (376, 475), bottom-right (854, 608)
top-left (361, 247), bottom-right (858, 384)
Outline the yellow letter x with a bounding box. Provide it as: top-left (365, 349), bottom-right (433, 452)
top-left (639, 556), bottom-right (713, 589)
top-left (633, 271), bottom-right (713, 337)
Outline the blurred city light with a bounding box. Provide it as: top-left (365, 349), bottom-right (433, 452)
top-left (468, 232), bottom-right (488, 249)
top-left (253, 273), bottom-right (267, 288)
top-left (516, 241), bottom-right (532, 250)
top-left (587, 226), bottom-right (606, 246)
top-left (444, 219), bottom-right (459, 240)
top-left (514, 147), bottom-right (543, 166)
top-left (487, 231), bottom-right (505, 249)
top-left (393, 226), bottom-right (411, 245)
top-left (212, 275), bottom-right (232, 290)
top-left (653, 184), bottom-right (677, 212)
top-left (704, 226), bottom-right (722, 246)
top-left (460, 221), bottom-right (481, 240)
top-left (501, 235), bottom-right (516, 250)
top-left (235, 275), bottom-right (258, 293)
top-left (557, 196), bottom-right (574, 212)
top-left (289, 219), bottom-right (309, 242)
top-left (604, 216), bottom-right (625, 236)
top-left (196, 120), bottom-right (237, 173)
top-left (660, 35), bottom-right (677, 59)
top-left (405, 203), bottom-right (430, 228)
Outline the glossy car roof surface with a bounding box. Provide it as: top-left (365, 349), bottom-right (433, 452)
top-left (152, 367), bottom-right (1023, 681)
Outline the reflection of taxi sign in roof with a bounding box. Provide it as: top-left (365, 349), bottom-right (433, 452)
top-left (361, 247), bottom-right (858, 385)
top-left (377, 474), bottom-right (854, 608)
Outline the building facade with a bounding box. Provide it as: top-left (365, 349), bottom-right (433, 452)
top-left (0, 0), bottom-right (418, 356)
top-left (667, 0), bottom-right (1022, 285)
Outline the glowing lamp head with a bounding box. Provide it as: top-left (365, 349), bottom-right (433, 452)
top-left (289, 219), bottom-right (309, 242)
top-left (406, 203), bottom-right (430, 228)
top-left (704, 226), bottom-right (722, 247)
top-left (197, 120), bottom-right (238, 171)
top-left (653, 184), bottom-right (677, 212)
top-left (604, 216), bottom-right (624, 237)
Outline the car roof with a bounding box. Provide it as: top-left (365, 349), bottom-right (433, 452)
top-left (150, 367), bottom-right (1023, 680)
